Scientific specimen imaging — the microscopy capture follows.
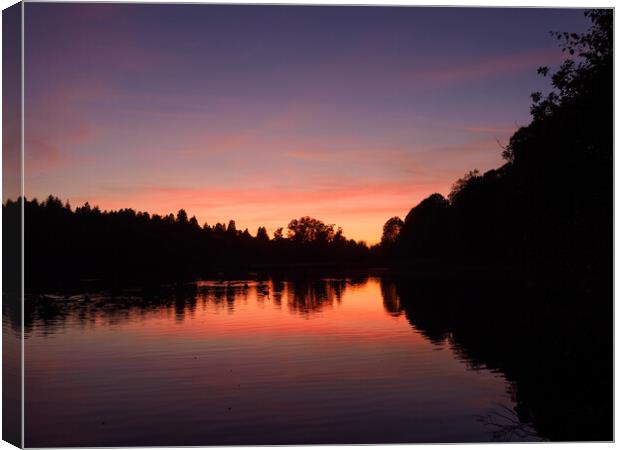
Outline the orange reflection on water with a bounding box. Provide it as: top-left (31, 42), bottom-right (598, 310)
top-left (24, 276), bottom-right (523, 446)
top-left (109, 279), bottom-right (421, 346)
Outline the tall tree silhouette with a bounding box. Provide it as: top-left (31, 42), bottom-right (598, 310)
top-left (383, 9), bottom-right (611, 286)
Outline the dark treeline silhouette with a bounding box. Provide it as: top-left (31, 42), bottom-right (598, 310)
top-left (374, 10), bottom-right (612, 441)
top-left (376, 10), bottom-right (612, 293)
top-left (5, 197), bottom-right (371, 288)
top-left (9, 13), bottom-right (610, 291)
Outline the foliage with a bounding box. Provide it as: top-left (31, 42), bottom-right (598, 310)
top-left (381, 216), bottom-right (404, 245)
top-left (380, 9), bottom-right (612, 285)
top-left (287, 216), bottom-right (340, 243)
top-left (11, 197), bottom-right (370, 288)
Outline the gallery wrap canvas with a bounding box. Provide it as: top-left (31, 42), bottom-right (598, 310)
top-left (2, 1), bottom-right (613, 447)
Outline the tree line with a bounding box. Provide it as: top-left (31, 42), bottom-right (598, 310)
top-left (6, 10), bottom-right (611, 291)
top-left (377, 9), bottom-right (611, 292)
top-left (6, 196), bottom-right (370, 287)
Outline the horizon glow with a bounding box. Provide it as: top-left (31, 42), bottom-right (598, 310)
top-left (20, 4), bottom-right (589, 243)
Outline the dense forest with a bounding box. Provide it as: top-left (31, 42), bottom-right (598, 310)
top-left (4, 9), bottom-right (611, 291)
top-left (15, 199), bottom-right (370, 286)
top-left (381, 11), bottom-right (613, 440)
top-left (379, 9), bottom-right (612, 285)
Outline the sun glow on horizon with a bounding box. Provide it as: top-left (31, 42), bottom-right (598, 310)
top-left (21, 4), bottom-right (589, 244)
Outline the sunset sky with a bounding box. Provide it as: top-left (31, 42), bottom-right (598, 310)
top-left (22, 4), bottom-right (589, 243)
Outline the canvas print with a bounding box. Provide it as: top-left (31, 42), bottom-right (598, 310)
top-left (2, 2), bottom-right (613, 447)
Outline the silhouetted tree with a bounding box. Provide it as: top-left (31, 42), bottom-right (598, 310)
top-left (287, 216), bottom-right (336, 243)
top-left (256, 226), bottom-right (269, 242)
top-left (176, 209), bottom-right (188, 224)
top-left (397, 193), bottom-right (451, 259)
top-left (381, 9), bottom-right (611, 279)
top-left (273, 227), bottom-right (284, 241)
top-left (381, 216), bottom-right (404, 245)
top-left (213, 222), bottom-right (226, 234)
top-left (19, 197), bottom-right (370, 287)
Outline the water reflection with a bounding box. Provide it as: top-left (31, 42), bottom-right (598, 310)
top-left (3, 291), bottom-right (22, 447)
top-left (21, 274), bottom-right (608, 445)
top-left (385, 276), bottom-right (612, 442)
top-left (379, 279), bottom-right (402, 317)
top-left (24, 277), bottom-right (371, 333)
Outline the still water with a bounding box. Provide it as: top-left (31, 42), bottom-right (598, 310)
top-left (24, 276), bottom-right (540, 446)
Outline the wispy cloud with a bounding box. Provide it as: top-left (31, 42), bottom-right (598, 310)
top-left (23, 4), bottom-right (587, 242)
top-left (460, 125), bottom-right (518, 134)
top-left (412, 48), bottom-right (565, 85)
top-left (25, 123), bottom-right (98, 171)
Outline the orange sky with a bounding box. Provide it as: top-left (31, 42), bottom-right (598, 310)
top-left (19, 4), bottom-right (589, 243)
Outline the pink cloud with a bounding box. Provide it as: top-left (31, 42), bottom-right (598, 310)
top-left (24, 137), bottom-right (65, 170)
top-left (460, 125), bottom-right (518, 134)
top-left (24, 122), bottom-right (98, 172)
top-left (285, 147), bottom-right (410, 162)
top-left (412, 48), bottom-right (565, 85)
top-left (174, 133), bottom-right (252, 156)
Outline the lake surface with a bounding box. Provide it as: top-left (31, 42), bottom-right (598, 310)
top-left (23, 276), bottom-right (540, 446)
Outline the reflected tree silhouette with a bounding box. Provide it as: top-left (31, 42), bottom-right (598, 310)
top-left (379, 280), bottom-right (401, 317)
top-left (377, 276), bottom-right (612, 441)
top-left (21, 276), bottom-right (370, 334)
top-left (286, 278), bottom-right (350, 316)
top-left (477, 404), bottom-right (543, 442)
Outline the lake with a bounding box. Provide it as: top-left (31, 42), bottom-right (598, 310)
top-left (22, 275), bottom-right (541, 446)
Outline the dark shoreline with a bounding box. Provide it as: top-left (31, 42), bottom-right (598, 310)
top-left (23, 253), bottom-right (597, 296)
